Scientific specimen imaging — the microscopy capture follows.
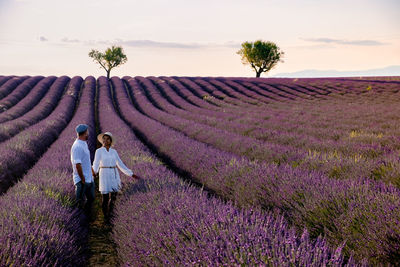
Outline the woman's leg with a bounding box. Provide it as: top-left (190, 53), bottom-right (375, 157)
top-left (109, 192), bottom-right (117, 218)
top-left (102, 193), bottom-right (110, 220)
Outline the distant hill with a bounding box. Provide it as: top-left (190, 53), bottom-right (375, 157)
top-left (273, 65), bottom-right (400, 78)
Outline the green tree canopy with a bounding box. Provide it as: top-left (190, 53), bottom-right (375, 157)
top-left (89, 45), bottom-right (128, 79)
top-left (237, 40), bottom-right (284, 77)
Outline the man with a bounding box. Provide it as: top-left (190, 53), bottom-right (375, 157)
top-left (70, 124), bottom-right (95, 217)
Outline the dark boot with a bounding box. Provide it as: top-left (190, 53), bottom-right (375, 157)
top-left (108, 192), bottom-right (117, 221)
top-left (102, 193), bottom-right (110, 224)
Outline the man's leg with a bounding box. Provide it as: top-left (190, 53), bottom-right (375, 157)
top-left (75, 182), bottom-right (84, 208)
top-left (84, 182), bottom-right (95, 218)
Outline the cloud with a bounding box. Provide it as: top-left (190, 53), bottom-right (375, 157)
top-left (44, 37), bottom-right (241, 50)
top-left (61, 37), bottom-right (80, 43)
top-left (301, 37), bottom-right (387, 46)
top-left (120, 40), bottom-right (203, 49)
top-left (39, 36), bottom-right (48, 42)
top-left (82, 39), bottom-right (241, 49)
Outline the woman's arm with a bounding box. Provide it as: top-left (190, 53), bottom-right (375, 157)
top-left (115, 150), bottom-right (134, 176)
top-left (92, 149), bottom-right (101, 174)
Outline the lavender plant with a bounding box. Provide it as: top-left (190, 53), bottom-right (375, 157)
top-left (0, 76), bottom-right (43, 112)
top-left (0, 76), bottom-right (79, 194)
top-left (0, 76), bottom-right (56, 123)
top-left (0, 76), bottom-right (29, 100)
top-left (116, 76), bottom-right (400, 264)
top-left (0, 76), bottom-right (70, 142)
top-left (0, 76), bottom-right (96, 266)
top-left (97, 76), bottom-right (357, 266)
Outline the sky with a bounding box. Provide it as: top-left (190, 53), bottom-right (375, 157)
top-left (0, 0), bottom-right (399, 77)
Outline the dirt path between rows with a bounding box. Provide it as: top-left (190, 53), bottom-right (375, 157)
top-left (87, 176), bottom-right (119, 266)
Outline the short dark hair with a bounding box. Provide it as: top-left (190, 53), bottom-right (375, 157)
top-left (78, 129), bottom-right (88, 136)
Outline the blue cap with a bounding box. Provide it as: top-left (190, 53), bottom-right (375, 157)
top-left (75, 124), bottom-right (88, 133)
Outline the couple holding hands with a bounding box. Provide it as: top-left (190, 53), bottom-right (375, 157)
top-left (70, 124), bottom-right (140, 223)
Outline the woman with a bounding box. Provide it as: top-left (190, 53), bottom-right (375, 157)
top-left (92, 131), bottom-right (140, 223)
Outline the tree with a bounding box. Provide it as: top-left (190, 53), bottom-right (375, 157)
top-left (88, 45), bottom-right (127, 79)
top-left (237, 40), bottom-right (284, 78)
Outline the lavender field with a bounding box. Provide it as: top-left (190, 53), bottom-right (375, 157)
top-left (1, 75), bottom-right (400, 266)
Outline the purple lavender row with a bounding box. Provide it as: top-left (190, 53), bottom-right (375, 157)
top-left (117, 77), bottom-right (399, 264)
top-left (115, 187), bottom-right (357, 266)
top-left (157, 76), bottom-right (268, 127)
top-left (191, 77), bottom-right (256, 107)
top-left (132, 77), bottom-right (390, 172)
top-left (148, 76), bottom-right (256, 123)
top-left (203, 78), bottom-right (390, 138)
top-left (147, 77), bottom-right (290, 145)
top-left (0, 76), bottom-right (96, 266)
top-left (0, 76), bottom-right (80, 194)
top-left (264, 79), bottom-right (331, 97)
top-left (215, 77), bottom-right (398, 96)
top-left (253, 77), bottom-right (400, 95)
top-left (147, 77), bottom-right (389, 183)
top-left (133, 76), bottom-right (304, 164)
top-left (284, 80), bottom-right (338, 95)
top-left (172, 78), bottom-right (316, 131)
top-left (239, 79), bottom-right (329, 100)
top-left (160, 77), bottom-right (313, 142)
top-left (225, 77), bottom-right (315, 102)
top-left (164, 76), bottom-right (270, 117)
top-left (244, 80), bottom-right (300, 101)
top-left (0, 76), bottom-right (13, 87)
top-left (191, 77), bottom-right (297, 116)
top-left (0, 76), bottom-right (43, 112)
top-left (201, 77), bottom-right (296, 104)
top-left (238, 79), bottom-right (289, 101)
top-left (175, 76), bottom-right (330, 119)
top-left (170, 77), bottom-right (398, 158)
top-left (223, 78), bottom-right (286, 102)
top-left (0, 76), bottom-right (29, 100)
top-left (238, 89), bottom-right (398, 143)
top-left (166, 77), bottom-right (400, 159)
top-left (206, 78), bottom-right (264, 105)
top-left (179, 77), bottom-right (294, 120)
top-left (0, 76), bottom-right (57, 123)
top-left (157, 76), bottom-right (293, 130)
top-left (340, 77), bottom-right (400, 83)
top-left (185, 76), bottom-right (324, 106)
top-left (156, 77), bottom-right (255, 131)
top-left (0, 76), bottom-right (70, 142)
top-left (97, 76), bottom-right (356, 266)
top-left (229, 77), bottom-right (359, 99)
top-left (161, 76), bottom-right (230, 110)
top-left (175, 76), bottom-right (244, 109)
top-left (169, 78), bottom-right (283, 133)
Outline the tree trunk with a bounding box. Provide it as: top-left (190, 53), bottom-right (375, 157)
top-left (107, 70), bottom-right (111, 80)
top-left (256, 71), bottom-right (261, 78)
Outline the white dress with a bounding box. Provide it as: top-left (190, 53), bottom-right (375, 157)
top-left (92, 147), bottom-right (133, 194)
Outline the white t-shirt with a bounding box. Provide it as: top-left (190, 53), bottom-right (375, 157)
top-left (71, 139), bottom-right (94, 185)
top-left (92, 147), bottom-right (133, 194)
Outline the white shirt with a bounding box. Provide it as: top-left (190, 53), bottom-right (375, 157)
top-left (71, 139), bottom-right (94, 185)
top-left (92, 147), bottom-right (133, 194)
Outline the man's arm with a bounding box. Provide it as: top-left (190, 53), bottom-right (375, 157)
top-left (76, 163), bottom-right (85, 184)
